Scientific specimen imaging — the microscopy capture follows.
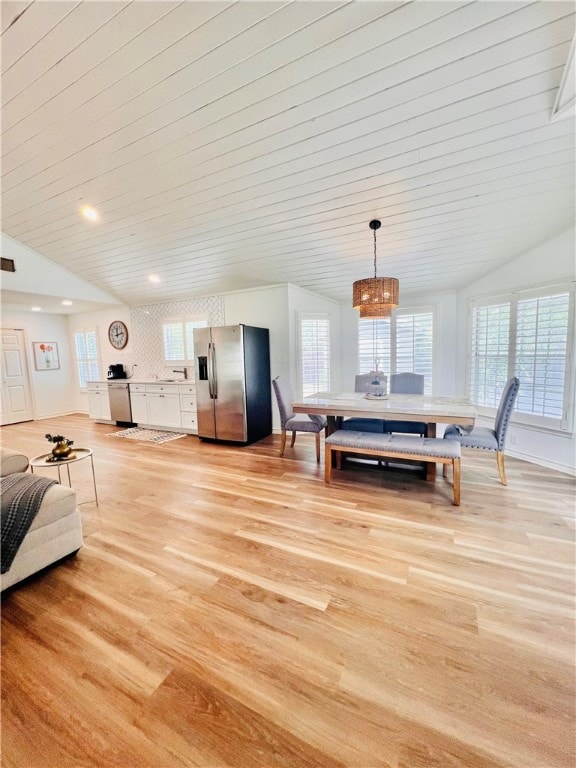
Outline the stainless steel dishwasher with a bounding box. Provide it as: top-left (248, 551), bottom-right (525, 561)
top-left (108, 382), bottom-right (133, 425)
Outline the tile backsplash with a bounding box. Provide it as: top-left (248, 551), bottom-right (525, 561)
top-left (129, 296), bottom-right (225, 380)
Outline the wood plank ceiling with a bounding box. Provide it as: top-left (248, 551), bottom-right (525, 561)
top-left (1, 1), bottom-right (574, 307)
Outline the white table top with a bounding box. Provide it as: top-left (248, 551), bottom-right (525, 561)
top-left (292, 392), bottom-right (476, 425)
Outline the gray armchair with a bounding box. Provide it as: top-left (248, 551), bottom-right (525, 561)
top-left (443, 377), bottom-right (520, 485)
top-left (341, 372), bottom-right (386, 433)
top-left (272, 376), bottom-right (326, 462)
top-left (384, 372), bottom-right (427, 436)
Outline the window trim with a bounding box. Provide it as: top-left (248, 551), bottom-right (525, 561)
top-left (466, 283), bottom-right (575, 432)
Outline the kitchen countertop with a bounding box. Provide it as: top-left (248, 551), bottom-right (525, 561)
top-left (87, 379), bottom-right (195, 385)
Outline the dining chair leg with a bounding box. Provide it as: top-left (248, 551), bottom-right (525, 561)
top-left (453, 458), bottom-right (461, 506)
top-left (336, 452), bottom-right (342, 471)
top-left (290, 432), bottom-right (296, 448)
top-left (442, 464), bottom-right (448, 478)
top-left (496, 451), bottom-right (507, 485)
top-left (280, 431), bottom-right (287, 457)
top-left (315, 432), bottom-right (321, 463)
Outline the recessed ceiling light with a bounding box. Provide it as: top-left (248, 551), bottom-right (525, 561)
top-left (31, 306), bottom-right (42, 312)
top-left (62, 300), bottom-right (73, 306)
top-left (148, 274), bottom-right (161, 283)
top-left (80, 206), bottom-right (98, 221)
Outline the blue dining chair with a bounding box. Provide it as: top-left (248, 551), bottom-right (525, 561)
top-left (443, 377), bottom-right (520, 485)
top-left (272, 376), bottom-right (326, 462)
top-left (384, 372), bottom-right (427, 436)
top-left (341, 372), bottom-right (386, 433)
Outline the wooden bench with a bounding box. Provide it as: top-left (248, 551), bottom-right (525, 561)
top-left (324, 430), bottom-right (461, 506)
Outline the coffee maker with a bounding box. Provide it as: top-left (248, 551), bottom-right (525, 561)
top-left (107, 364), bottom-right (126, 380)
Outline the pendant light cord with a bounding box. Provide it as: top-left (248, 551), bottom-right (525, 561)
top-left (373, 226), bottom-right (377, 278)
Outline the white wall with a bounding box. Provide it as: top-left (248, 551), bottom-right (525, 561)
top-left (455, 225), bottom-right (575, 475)
top-left (1, 309), bottom-right (75, 418)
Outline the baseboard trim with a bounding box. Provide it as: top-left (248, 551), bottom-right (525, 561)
top-left (507, 448), bottom-right (575, 477)
top-left (33, 411), bottom-right (82, 420)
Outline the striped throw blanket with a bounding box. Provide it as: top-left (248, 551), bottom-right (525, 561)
top-left (1, 473), bottom-right (56, 573)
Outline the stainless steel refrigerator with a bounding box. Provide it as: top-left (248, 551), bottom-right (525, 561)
top-left (193, 324), bottom-right (272, 444)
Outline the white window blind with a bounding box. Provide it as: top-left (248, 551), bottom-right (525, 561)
top-left (470, 302), bottom-right (511, 407)
top-left (163, 317), bottom-right (207, 362)
top-left (75, 329), bottom-right (100, 388)
top-left (300, 315), bottom-right (331, 397)
top-left (395, 312), bottom-right (434, 394)
top-left (469, 288), bottom-right (573, 429)
top-left (358, 310), bottom-right (434, 393)
top-left (358, 319), bottom-right (390, 376)
top-left (515, 293), bottom-right (569, 420)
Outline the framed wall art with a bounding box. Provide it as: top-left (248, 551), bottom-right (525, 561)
top-left (33, 342), bottom-right (60, 371)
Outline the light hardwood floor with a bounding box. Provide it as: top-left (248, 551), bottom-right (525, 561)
top-left (1, 414), bottom-right (575, 768)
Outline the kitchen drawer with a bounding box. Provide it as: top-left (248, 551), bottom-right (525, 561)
top-left (145, 383), bottom-right (179, 394)
top-left (180, 395), bottom-right (196, 412)
top-left (179, 384), bottom-right (196, 395)
top-left (87, 382), bottom-right (108, 392)
top-left (181, 412), bottom-right (197, 429)
top-left (130, 383), bottom-right (146, 392)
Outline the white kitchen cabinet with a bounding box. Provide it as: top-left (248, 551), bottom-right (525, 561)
top-left (179, 383), bottom-right (197, 434)
top-left (87, 382), bottom-right (111, 421)
top-left (130, 392), bottom-right (149, 424)
top-left (164, 394), bottom-right (182, 427)
top-left (181, 411), bottom-right (197, 431)
top-left (114, 381), bottom-right (198, 432)
top-left (146, 392), bottom-right (181, 428)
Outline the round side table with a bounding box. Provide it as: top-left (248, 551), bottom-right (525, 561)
top-left (30, 448), bottom-right (98, 505)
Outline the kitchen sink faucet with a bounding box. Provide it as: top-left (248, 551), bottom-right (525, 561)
top-left (172, 368), bottom-right (188, 379)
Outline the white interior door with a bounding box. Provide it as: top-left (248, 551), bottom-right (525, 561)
top-left (1, 329), bottom-right (33, 425)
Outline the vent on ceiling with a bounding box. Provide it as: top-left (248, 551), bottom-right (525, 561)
top-left (1, 258), bottom-right (16, 273)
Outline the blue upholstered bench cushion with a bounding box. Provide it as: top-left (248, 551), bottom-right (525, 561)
top-left (325, 430), bottom-right (461, 459)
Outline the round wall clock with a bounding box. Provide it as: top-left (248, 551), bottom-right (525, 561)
top-left (108, 320), bottom-right (129, 349)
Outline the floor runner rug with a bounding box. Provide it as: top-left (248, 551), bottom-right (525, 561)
top-left (108, 427), bottom-right (187, 444)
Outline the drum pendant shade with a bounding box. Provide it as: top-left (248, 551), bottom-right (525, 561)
top-left (353, 220), bottom-right (399, 318)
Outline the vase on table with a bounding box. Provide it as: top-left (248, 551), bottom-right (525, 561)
top-left (51, 442), bottom-right (72, 460)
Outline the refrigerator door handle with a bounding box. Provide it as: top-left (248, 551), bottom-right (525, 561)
top-left (207, 343), bottom-right (214, 399)
top-left (210, 343), bottom-right (218, 400)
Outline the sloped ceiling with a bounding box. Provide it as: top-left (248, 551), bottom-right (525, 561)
top-left (1, 0), bottom-right (574, 308)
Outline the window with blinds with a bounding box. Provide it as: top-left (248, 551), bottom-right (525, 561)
top-left (469, 288), bottom-right (573, 429)
top-left (163, 317), bottom-right (207, 361)
top-left (300, 314), bottom-right (331, 397)
top-left (74, 329), bottom-right (100, 388)
top-left (358, 310), bottom-right (434, 393)
top-left (515, 293), bottom-right (570, 420)
top-left (470, 302), bottom-right (511, 407)
top-left (395, 312), bottom-right (434, 394)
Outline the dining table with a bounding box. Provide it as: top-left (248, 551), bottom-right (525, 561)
top-left (292, 391), bottom-right (477, 480)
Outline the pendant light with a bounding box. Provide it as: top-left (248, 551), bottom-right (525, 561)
top-left (352, 219), bottom-right (399, 318)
